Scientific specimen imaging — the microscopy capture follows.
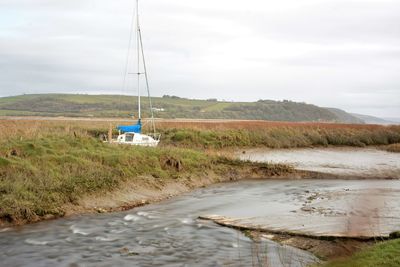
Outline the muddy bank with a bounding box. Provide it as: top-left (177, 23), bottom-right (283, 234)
top-left (1, 161), bottom-right (307, 228)
top-left (199, 214), bottom-right (377, 259)
top-left (203, 215), bottom-right (374, 261)
top-left (63, 168), bottom-right (324, 222)
top-left (197, 178), bottom-right (400, 260)
top-left (240, 147), bottom-right (400, 179)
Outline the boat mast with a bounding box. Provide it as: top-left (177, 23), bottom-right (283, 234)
top-left (134, 0), bottom-right (156, 134)
top-left (136, 0), bottom-right (141, 120)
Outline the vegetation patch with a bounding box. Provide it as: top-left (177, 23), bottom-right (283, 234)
top-left (159, 126), bottom-right (400, 149)
top-left (0, 157), bottom-right (10, 167)
top-left (318, 239), bottom-right (400, 267)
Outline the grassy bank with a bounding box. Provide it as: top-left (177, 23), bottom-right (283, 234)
top-left (0, 132), bottom-right (293, 225)
top-left (318, 239), bottom-right (400, 267)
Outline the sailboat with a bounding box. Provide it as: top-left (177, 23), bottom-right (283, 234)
top-left (110, 0), bottom-right (160, 147)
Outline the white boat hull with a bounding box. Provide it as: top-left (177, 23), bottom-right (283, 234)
top-left (110, 132), bottom-right (160, 147)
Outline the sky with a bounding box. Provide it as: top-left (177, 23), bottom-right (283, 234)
top-left (0, 0), bottom-right (399, 117)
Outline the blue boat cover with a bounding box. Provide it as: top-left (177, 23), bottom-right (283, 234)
top-left (117, 119), bottom-right (142, 133)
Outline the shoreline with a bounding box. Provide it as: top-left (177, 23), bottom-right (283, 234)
top-left (1, 164), bottom-right (323, 228)
top-left (1, 167), bottom-right (397, 229)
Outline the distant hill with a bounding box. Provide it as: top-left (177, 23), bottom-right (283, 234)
top-left (325, 108), bottom-right (364, 124)
top-left (383, 117), bottom-right (400, 124)
top-left (0, 94), bottom-right (365, 123)
top-left (351, 113), bottom-right (396, 125)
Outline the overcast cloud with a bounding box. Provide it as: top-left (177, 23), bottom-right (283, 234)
top-left (0, 0), bottom-right (399, 117)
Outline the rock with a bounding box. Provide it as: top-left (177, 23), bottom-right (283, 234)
top-left (43, 214), bottom-right (56, 220)
top-left (96, 208), bottom-right (107, 213)
top-left (301, 207), bottom-right (313, 212)
top-left (10, 149), bottom-right (18, 156)
top-left (120, 247), bottom-right (129, 254)
top-left (120, 247), bottom-right (139, 256)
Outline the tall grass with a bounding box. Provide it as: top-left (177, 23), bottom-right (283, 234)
top-left (159, 123), bottom-right (400, 149)
top-left (2, 119), bottom-right (400, 149)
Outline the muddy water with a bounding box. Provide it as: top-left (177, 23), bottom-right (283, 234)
top-left (222, 148), bottom-right (400, 238)
top-left (240, 147), bottom-right (400, 178)
top-left (1, 148), bottom-right (399, 266)
top-left (0, 182), bottom-right (319, 267)
top-left (201, 180), bottom-right (400, 238)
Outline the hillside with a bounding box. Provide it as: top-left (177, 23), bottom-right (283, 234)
top-left (351, 113), bottom-right (395, 125)
top-left (0, 94), bottom-right (364, 123)
top-left (326, 108), bottom-right (364, 124)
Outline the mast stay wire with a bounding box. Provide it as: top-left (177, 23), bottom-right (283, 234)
top-left (138, 22), bottom-right (156, 134)
top-left (118, 1), bottom-right (137, 117)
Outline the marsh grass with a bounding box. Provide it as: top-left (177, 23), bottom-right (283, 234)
top-left (159, 126), bottom-right (400, 149)
top-left (2, 119), bottom-right (400, 149)
top-left (0, 135), bottom-right (213, 223)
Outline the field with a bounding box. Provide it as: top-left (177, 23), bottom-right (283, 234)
top-left (0, 94), bottom-right (364, 123)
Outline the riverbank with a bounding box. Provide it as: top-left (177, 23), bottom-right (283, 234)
top-left (0, 133), bottom-right (301, 227)
top-left (199, 178), bottom-right (400, 265)
top-left (200, 214), bottom-right (394, 261)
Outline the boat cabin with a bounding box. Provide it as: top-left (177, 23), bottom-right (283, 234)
top-left (115, 132), bottom-right (159, 147)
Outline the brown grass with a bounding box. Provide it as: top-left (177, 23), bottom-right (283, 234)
top-left (1, 118), bottom-right (400, 149)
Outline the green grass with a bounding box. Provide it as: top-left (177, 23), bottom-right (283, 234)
top-left (0, 132), bottom-right (292, 224)
top-left (319, 239), bottom-right (400, 267)
top-left (201, 102), bottom-right (233, 112)
top-left (0, 136), bottom-right (207, 222)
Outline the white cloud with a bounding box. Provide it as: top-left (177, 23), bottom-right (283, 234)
top-left (0, 0), bottom-right (399, 117)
